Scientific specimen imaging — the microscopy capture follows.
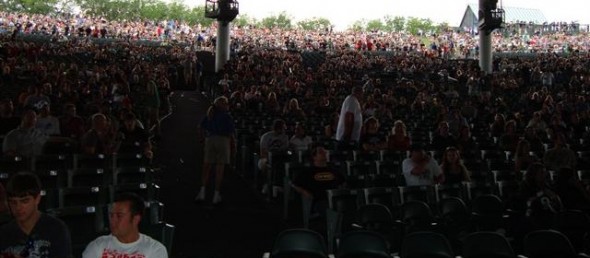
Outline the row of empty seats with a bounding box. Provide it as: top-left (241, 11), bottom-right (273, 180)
top-left (267, 228), bottom-right (590, 258)
top-left (0, 153), bottom-right (150, 173)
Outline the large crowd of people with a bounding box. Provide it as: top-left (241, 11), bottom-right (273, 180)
top-left (1, 9), bottom-right (590, 257)
top-left (1, 11), bottom-right (590, 57)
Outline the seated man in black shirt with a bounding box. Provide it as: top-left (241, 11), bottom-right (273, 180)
top-left (119, 112), bottom-right (153, 159)
top-left (292, 146), bottom-right (345, 217)
top-left (0, 172), bottom-right (72, 257)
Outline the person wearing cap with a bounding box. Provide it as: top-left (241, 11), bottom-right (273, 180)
top-left (402, 144), bottom-right (444, 186)
top-left (336, 86), bottom-right (363, 144)
top-left (0, 172), bottom-right (72, 257)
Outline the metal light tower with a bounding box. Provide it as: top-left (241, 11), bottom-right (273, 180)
top-left (478, 0), bottom-right (505, 74)
top-left (205, 0), bottom-right (239, 73)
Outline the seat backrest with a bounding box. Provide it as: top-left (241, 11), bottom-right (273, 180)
top-left (270, 228), bottom-right (328, 258)
top-left (524, 230), bottom-right (577, 258)
top-left (554, 210), bottom-right (590, 252)
top-left (471, 194), bottom-right (504, 215)
top-left (401, 231), bottom-right (454, 258)
top-left (400, 200), bottom-right (436, 234)
top-left (400, 200), bottom-right (433, 222)
top-left (337, 230), bottom-right (390, 258)
top-left (74, 153), bottom-right (113, 170)
top-left (363, 187), bottom-right (400, 214)
top-left (357, 204), bottom-right (394, 232)
top-left (465, 182), bottom-right (496, 200)
top-left (439, 197), bottom-right (469, 221)
top-left (436, 183), bottom-right (466, 201)
top-left (59, 186), bottom-right (106, 208)
top-left (399, 185), bottom-right (436, 205)
top-left (328, 189), bottom-right (359, 213)
top-left (462, 231), bottom-right (516, 258)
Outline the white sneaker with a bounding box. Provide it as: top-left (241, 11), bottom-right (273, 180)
top-left (213, 192), bottom-right (222, 204)
top-left (195, 187), bottom-right (205, 201)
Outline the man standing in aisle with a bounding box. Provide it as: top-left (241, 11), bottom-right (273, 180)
top-left (336, 86), bottom-right (363, 147)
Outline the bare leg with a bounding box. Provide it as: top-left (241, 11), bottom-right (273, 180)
top-left (214, 164), bottom-right (225, 191)
top-left (201, 162), bottom-right (211, 187)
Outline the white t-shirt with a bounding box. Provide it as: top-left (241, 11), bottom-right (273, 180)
top-left (336, 95), bottom-right (362, 142)
top-left (260, 131), bottom-right (290, 153)
top-left (402, 157), bottom-right (442, 186)
top-left (290, 135), bottom-right (313, 151)
top-left (82, 234), bottom-right (168, 258)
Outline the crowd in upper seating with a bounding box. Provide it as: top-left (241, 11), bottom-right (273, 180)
top-left (1, 11), bottom-right (590, 58)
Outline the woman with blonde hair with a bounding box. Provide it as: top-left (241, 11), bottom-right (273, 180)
top-left (387, 120), bottom-right (411, 151)
top-left (283, 97), bottom-right (306, 120)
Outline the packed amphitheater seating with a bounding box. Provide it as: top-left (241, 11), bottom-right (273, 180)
top-left (1, 11), bottom-right (590, 258)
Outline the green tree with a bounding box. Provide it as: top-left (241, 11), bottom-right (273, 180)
top-left (405, 17), bottom-right (421, 35)
top-left (383, 15), bottom-right (406, 32)
top-left (392, 16), bottom-right (406, 32)
top-left (0, 0), bottom-right (59, 14)
top-left (420, 18), bottom-right (435, 35)
top-left (436, 21), bottom-right (450, 34)
top-left (349, 19), bottom-right (367, 32)
top-left (406, 16), bottom-right (435, 35)
top-left (233, 13), bottom-right (258, 28)
top-left (296, 17), bottom-right (332, 31)
top-left (366, 18), bottom-right (384, 32)
top-left (189, 5), bottom-right (214, 26)
top-left (75, 0), bottom-right (113, 18)
top-left (260, 11), bottom-right (292, 29)
top-left (55, 0), bottom-right (78, 14)
top-left (140, 1), bottom-right (169, 21)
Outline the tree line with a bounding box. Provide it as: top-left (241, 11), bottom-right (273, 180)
top-left (0, 0), bottom-right (450, 34)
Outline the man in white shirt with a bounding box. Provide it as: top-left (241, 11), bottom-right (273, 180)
top-left (259, 119), bottom-right (290, 195)
top-left (82, 193), bottom-right (168, 258)
top-left (336, 86), bottom-right (363, 144)
top-left (402, 145), bottom-right (444, 186)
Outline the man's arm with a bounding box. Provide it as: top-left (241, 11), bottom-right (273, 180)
top-left (2, 131), bottom-right (18, 157)
top-left (151, 242), bottom-right (169, 258)
top-left (259, 134), bottom-right (269, 159)
top-left (430, 158), bottom-right (445, 183)
top-left (291, 184), bottom-right (313, 199)
top-left (81, 238), bottom-right (101, 258)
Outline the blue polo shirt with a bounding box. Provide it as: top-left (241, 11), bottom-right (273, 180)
top-left (201, 110), bottom-right (235, 137)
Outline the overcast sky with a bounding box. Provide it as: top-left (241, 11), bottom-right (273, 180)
top-left (184, 0), bottom-right (589, 30)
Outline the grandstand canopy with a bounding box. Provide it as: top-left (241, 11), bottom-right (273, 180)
top-left (459, 3), bottom-right (548, 31)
